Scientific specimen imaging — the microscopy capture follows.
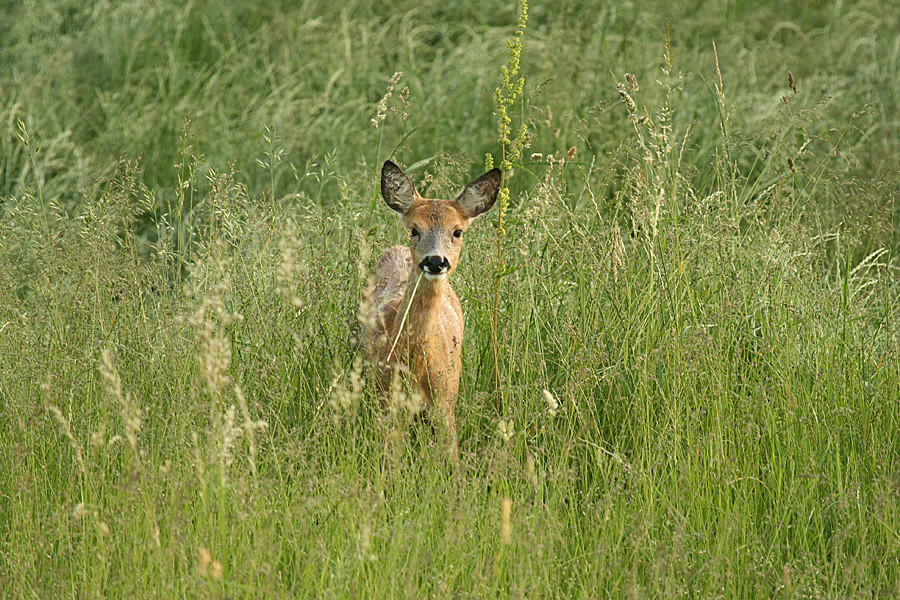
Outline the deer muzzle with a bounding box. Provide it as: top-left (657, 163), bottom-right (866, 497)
top-left (420, 255), bottom-right (450, 280)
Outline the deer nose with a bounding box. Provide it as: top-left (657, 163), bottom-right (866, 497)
top-left (420, 255), bottom-right (449, 274)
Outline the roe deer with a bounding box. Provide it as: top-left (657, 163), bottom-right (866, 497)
top-left (364, 160), bottom-right (501, 454)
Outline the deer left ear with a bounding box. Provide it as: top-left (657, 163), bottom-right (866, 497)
top-left (381, 160), bottom-right (418, 213)
top-left (455, 168), bottom-right (502, 218)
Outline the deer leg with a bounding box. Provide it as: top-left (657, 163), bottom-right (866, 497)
top-left (435, 399), bottom-right (459, 471)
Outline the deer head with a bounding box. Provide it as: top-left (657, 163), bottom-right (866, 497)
top-left (381, 160), bottom-right (502, 281)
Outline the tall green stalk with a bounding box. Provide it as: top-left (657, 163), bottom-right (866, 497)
top-left (490, 0), bottom-right (530, 407)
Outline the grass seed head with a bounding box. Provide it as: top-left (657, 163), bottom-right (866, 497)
top-left (625, 72), bottom-right (640, 92)
top-left (218, 404), bottom-right (240, 485)
top-left (197, 547), bottom-right (211, 576)
top-left (72, 502), bottom-right (88, 520)
top-left (49, 404), bottom-right (86, 476)
top-left (616, 83), bottom-right (639, 119)
top-left (371, 71), bottom-right (403, 128)
top-left (542, 389), bottom-right (559, 416)
top-left (329, 357), bottom-right (366, 425)
top-left (500, 498), bottom-right (513, 545)
top-left (525, 454), bottom-right (539, 487)
top-left (90, 423), bottom-right (106, 451)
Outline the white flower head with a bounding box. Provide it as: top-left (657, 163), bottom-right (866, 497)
top-left (543, 389), bottom-right (559, 416)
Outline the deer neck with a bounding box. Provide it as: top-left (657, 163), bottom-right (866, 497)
top-left (390, 268), bottom-right (446, 353)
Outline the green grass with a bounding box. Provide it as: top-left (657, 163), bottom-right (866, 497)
top-left (1, 0), bottom-right (899, 597)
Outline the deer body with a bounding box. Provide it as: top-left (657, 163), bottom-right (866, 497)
top-left (366, 161), bottom-right (501, 439)
top-left (370, 245), bottom-right (463, 415)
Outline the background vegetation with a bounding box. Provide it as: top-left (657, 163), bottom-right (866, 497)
top-left (1, 0), bottom-right (899, 597)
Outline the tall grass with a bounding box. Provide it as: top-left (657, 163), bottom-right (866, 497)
top-left (1, 0), bottom-right (899, 597)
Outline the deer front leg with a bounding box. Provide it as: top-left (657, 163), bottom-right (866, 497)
top-left (435, 399), bottom-right (459, 470)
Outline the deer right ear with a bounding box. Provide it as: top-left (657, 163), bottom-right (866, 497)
top-left (381, 161), bottom-right (417, 213)
top-left (455, 168), bottom-right (502, 219)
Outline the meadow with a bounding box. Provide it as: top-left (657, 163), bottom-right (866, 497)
top-left (1, 0), bottom-right (899, 597)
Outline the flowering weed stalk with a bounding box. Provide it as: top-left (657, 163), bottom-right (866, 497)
top-left (490, 0), bottom-right (530, 405)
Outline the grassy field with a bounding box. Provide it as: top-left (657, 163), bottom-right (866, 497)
top-left (1, 0), bottom-right (899, 597)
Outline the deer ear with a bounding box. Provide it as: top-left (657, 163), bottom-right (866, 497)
top-left (455, 168), bottom-right (502, 218)
top-left (381, 161), bottom-right (417, 213)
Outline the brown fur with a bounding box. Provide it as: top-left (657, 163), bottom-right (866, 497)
top-left (364, 161), bottom-right (501, 454)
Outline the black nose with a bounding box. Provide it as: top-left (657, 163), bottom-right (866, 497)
top-left (420, 255), bottom-right (449, 273)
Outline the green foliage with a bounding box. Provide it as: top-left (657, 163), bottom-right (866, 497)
top-left (1, 0), bottom-right (899, 598)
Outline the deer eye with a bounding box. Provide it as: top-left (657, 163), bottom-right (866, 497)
top-left (453, 229), bottom-right (463, 238)
top-left (410, 228), bottom-right (419, 238)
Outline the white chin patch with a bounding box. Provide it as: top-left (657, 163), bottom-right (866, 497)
top-left (423, 271), bottom-right (448, 281)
